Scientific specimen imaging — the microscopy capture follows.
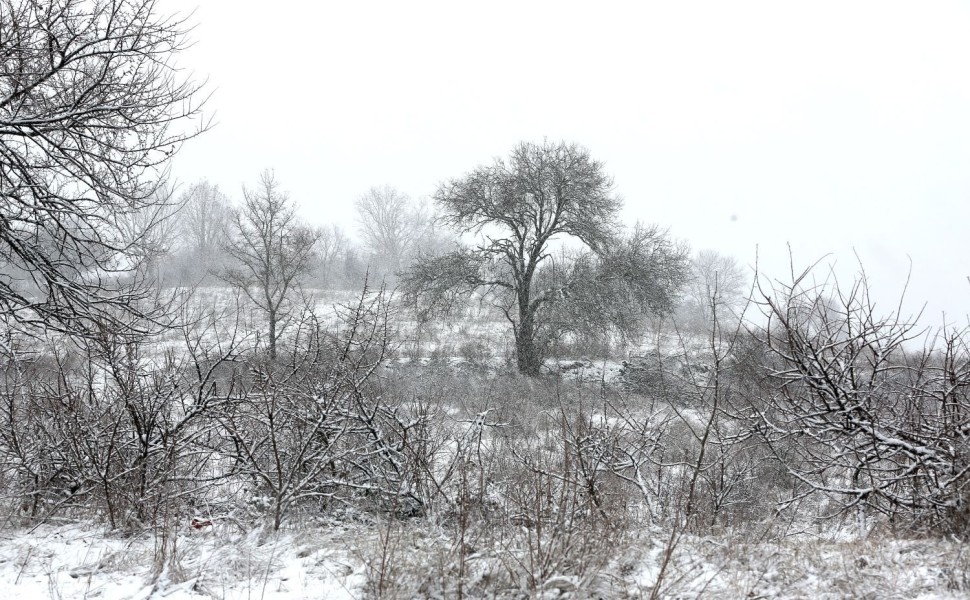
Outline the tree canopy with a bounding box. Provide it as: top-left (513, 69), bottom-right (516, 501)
top-left (222, 171), bottom-right (318, 360)
top-left (403, 140), bottom-right (690, 375)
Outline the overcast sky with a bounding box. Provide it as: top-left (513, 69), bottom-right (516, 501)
top-left (164, 0), bottom-right (970, 327)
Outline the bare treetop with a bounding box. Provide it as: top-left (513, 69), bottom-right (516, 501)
top-left (436, 141), bottom-right (621, 255)
top-left (0, 0), bottom-right (209, 336)
top-left (179, 181), bottom-right (231, 255)
top-left (222, 170), bottom-right (319, 359)
top-left (355, 185), bottom-right (422, 276)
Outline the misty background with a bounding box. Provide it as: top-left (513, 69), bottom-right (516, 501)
top-left (165, 0), bottom-right (970, 324)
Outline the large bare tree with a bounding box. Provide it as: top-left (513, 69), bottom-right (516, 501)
top-left (222, 171), bottom-right (319, 360)
top-left (0, 0), bottom-right (208, 337)
top-left (403, 140), bottom-right (689, 375)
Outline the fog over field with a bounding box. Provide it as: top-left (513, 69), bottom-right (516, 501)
top-left (2, 1), bottom-right (970, 599)
top-left (166, 0), bottom-right (970, 324)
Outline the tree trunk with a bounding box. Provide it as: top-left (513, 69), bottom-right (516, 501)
top-left (515, 314), bottom-right (542, 376)
top-left (513, 273), bottom-right (545, 376)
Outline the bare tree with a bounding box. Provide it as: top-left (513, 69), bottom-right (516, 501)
top-left (316, 223), bottom-right (348, 287)
top-left (178, 180), bottom-right (231, 256)
top-left (402, 140), bottom-right (689, 375)
top-left (168, 179), bottom-right (231, 283)
top-left (222, 171), bottom-right (319, 360)
top-left (0, 0), bottom-right (208, 337)
top-left (677, 249), bottom-right (749, 334)
top-left (355, 185), bottom-right (423, 277)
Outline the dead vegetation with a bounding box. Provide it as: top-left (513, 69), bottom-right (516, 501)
top-left (0, 268), bottom-right (968, 599)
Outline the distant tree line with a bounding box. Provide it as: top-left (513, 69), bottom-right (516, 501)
top-left (153, 176), bottom-right (448, 291)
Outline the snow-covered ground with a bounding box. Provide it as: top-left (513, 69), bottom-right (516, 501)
top-left (4, 288), bottom-right (968, 598)
top-left (0, 522), bottom-right (367, 600)
top-left (3, 522), bottom-right (968, 599)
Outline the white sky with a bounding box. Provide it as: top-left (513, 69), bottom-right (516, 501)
top-left (164, 0), bottom-right (970, 328)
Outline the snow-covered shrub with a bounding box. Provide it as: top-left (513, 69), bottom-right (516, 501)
top-left (751, 271), bottom-right (970, 536)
